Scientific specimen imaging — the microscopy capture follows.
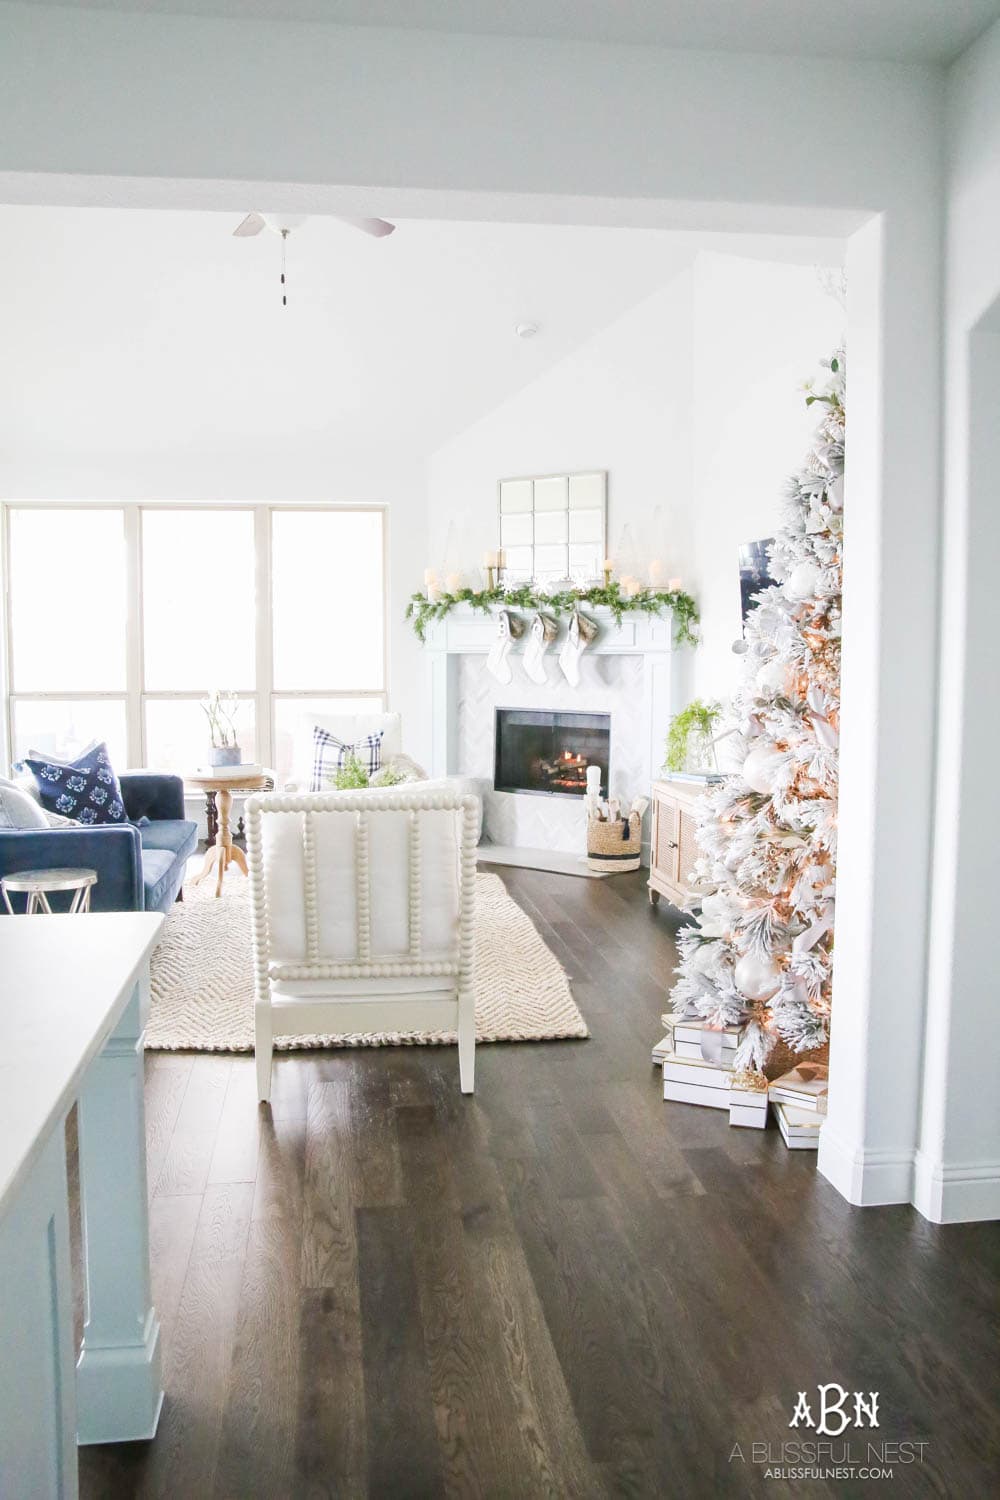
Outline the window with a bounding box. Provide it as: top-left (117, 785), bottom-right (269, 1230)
top-left (2, 505), bottom-right (386, 779)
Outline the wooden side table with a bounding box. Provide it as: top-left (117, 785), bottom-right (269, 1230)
top-left (187, 773), bottom-right (271, 898)
top-left (2, 867), bottom-right (98, 915)
top-left (648, 778), bottom-right (714, 909)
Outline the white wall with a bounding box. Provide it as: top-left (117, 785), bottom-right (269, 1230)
top-left (428, 267), bottom-right (695, 589)
top-left (428, 252), bottom-right (845, 714)
top-left (917, 17), bottom-right (1000, 1221)
top-left (691, 254), bottom-right (846, 702)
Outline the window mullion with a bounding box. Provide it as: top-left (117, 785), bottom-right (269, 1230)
top-left (124, 506), bottom-right (144, 767)
top-left (255, 506), bottom-right (274, 770)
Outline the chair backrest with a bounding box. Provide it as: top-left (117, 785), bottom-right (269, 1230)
top-left (246, 787), bottom-right (479, 980)
top-left (291, 711), bottom-right (403, 791)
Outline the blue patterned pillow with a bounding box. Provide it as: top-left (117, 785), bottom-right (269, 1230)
top-left (24, 741), bottom-right (127, 825)
top-left (311, 727), bottom-right (383, 792)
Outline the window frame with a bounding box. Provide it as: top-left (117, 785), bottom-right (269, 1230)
top-left (0, 501), bottom-right (389, 775)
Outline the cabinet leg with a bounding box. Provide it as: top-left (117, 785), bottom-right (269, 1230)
top-left (648, 887), bottom-right (661, 906)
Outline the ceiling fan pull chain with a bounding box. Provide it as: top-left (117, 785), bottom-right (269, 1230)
top-left (281, 227), bottom-right (288, 307)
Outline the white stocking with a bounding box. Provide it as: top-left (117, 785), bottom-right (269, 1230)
top-left (486, 609), bottom-right (522, 684)
top-left (522, 612), bottom-right (558, 686)
top-left (558, 609), bottom-right (597, 687)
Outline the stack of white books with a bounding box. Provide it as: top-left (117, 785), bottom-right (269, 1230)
top-left (728, 1077), bottom-right (769, 1129)
top-left (768, 1062), bottom-right (828, 1150)
top-left (194, 763), bottom-right (264, 781)
top-left (773, 1101), bottom-right (823, 1150)
top-left (651, 1013), bottom-right (744, 1068)
top-left (767, 1062), bottom-right (829, 1115)
top-left (662, 1053), bottom-right (733, 1110)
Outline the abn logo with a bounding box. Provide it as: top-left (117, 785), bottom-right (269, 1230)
top-left (789, 1385), bottom-right (880, 1437)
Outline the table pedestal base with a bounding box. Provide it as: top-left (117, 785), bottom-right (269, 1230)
top-left (190, 785), bottom-right (248, 897)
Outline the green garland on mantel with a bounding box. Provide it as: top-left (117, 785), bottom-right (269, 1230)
top-left (406, 580), bottom-right (699, 646)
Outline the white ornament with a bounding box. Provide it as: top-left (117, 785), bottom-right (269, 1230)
top-left (742, 744), bottom-right (785, 794)
top-left (784, 560), bottom-right (820, 601)
top-left (734, 953), bottom-right (780, 1001)
top-left (756, 659), bottom-right (786, 695)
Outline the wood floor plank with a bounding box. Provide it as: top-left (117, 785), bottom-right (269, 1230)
top-left (396, 1102), bottom-right (529, 1499)
top-left (139, 1182), bottom-right (254, 1499)
top-left (154, 1055), bottom-right (232, 1197)
top-left (208, 1060), bottom-right (264, 1186)
top-left (300, 1080), bottom-right (357, 1289)
top-left (143, 1053), bottom-right (194, 1198)
top-left (294, 1082), bottom-right (367, 1498)
top-left (357, 1204), bottom-right (443, 1499)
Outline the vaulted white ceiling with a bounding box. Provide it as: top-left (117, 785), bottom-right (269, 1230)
top-left (0, 207), bottom-right (840, 481)
top-left (26, 0), bottom-right (1000, 65)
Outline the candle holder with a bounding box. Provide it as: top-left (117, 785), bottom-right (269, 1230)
top-left (486, 565), bottom-right (497, 590)
top-left (603, 565), bottom-right (613, 588)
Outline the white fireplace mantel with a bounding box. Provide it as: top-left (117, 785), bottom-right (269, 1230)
top-left (424, 605), bottom-right (690, 862)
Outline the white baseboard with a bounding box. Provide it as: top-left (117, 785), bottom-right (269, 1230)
top-left (817, 1125), bottom-right (914, 1206)
top-left (912, 1150), bottom-right (1000, 1224)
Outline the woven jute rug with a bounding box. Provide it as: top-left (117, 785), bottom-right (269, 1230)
top-left (146, 871), bottom-right (588, 1052)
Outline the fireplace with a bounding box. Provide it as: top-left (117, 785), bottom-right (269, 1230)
top-left (494, 709), bottom-right (610, 798)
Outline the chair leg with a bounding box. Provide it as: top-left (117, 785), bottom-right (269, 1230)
top-left (255, 1004), bottom-right (273, 1104)
top-left (457, 988), bottom-right (475, 1095)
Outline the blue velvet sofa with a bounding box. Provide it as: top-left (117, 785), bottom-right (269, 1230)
top-left (0, 772), bottom-right (198, 914)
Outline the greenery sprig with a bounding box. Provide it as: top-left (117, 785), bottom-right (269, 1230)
top-left (664, 698), bottom-right (721, 773)
top-left (406, 580), bottom-right (699, 647)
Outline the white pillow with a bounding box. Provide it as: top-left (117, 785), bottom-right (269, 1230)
top-left (290, 711), bottom-right (402, 790)
top-left (0, 780), bottom-right (50, 829)
top-left (1, 773), bottom-right (80, 828)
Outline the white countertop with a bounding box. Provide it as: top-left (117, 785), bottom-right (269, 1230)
top-left (0, 912), bottom-right (163, 1224)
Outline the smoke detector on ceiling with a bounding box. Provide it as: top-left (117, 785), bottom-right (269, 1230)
top-left (516, 322), bottom-right (540, 339)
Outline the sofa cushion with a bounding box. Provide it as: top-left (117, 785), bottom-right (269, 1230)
top-left (139, 818), bottom-right (199, 858)
top-left (140, 818), bottom-right (197, 910)
top-left (24, 740), bottom-right (127, 825)
top-left (141, 848), bottom-right (180, 911)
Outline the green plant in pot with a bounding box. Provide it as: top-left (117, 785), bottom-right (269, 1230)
top-left (664, 699), bottom-right (722, 774)
top-left (202, 689), bottom-right (241, 768)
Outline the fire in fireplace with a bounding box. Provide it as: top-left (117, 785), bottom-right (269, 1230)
top-left (494, 709), bottom-right (611, 798)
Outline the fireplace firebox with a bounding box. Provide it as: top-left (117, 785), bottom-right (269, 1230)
top-left (494, 709), bottom-right (610, 798)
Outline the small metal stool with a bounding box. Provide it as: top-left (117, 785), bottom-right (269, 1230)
top-left (1, 867), bottom-right (98, 915)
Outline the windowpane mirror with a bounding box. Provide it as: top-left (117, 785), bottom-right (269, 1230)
top-left (498, 471), bottom-right (606, 585)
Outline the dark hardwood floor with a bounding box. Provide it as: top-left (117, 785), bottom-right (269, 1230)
top-left (77, 867), bottom-right (999, 1499)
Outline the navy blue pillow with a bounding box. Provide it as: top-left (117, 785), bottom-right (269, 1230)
top-left (25, 741), bottom-right (127, 826)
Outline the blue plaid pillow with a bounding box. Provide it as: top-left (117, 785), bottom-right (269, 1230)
top-left (24, 740), bottom-right (127, 825)
top-left (311, 727), bottom-right (383, 791)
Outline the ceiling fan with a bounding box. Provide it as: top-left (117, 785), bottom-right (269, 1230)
top-left (232, 212), bottom-right (396, 307)
top-left (232, 212), bottom-right (396, 239)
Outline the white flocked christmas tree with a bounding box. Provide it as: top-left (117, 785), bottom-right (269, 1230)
top-left (671, 353), bottom-right (845, 1075)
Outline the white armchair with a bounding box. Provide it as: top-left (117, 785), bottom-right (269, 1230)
top-left (246, 787), bottom-right (480, 1102)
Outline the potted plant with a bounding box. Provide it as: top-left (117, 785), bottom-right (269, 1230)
top-left (202, 689), bottom-right (242, 768)
top-left (664, 699), bottom-right (722, 775)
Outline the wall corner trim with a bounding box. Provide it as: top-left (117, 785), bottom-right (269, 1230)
top-left (912, 1150), bottom-right (1000, 1224)
top-left (817, 1126), bottom-right (915, 1207)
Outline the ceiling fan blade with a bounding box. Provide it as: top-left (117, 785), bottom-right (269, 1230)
top-left (339, 216), bottom-right (396, 239)
top-left (233, 212), bottom-right (267, 238)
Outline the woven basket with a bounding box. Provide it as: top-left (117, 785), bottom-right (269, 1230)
top-left (587, 812), bottom-right (642, 873)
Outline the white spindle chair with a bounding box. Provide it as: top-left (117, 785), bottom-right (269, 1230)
top-left (246, 788), bottom-right (480, 1102)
